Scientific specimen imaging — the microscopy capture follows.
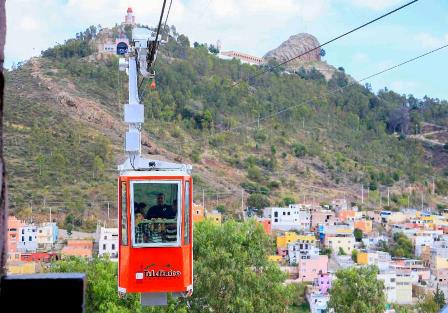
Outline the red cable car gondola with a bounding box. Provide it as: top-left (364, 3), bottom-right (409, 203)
top-left (118, 160), bottom-right (193, 306)
top-left (116, 26), bottom-right (193, 306)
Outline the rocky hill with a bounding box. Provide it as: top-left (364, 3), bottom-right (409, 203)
top-left (4, 26), bottom-right (448, 230)
top-left (264, 33), bottom-right (322, 64)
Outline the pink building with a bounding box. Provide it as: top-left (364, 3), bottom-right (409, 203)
top-left (7, 216), bottom-right (25, 252)
top-left (297, 255), bottom-right (328, 282)
top-left (315, 273), bottom-right (332, 294)
top-left (436, 269), bottom-right (448, 285)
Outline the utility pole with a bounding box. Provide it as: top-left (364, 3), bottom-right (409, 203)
top-left (387, 187), bottom-right (390, 206)
top-left (202, 189), bottom-right (205, 211)
top-left (49, 206), bottom-right (52, 223)
top-left (432, 177), bottom-right (435, 195)
top-left (421, 192), bottom-right (424, 211)
top-left (107, 201), bottom-right (110, 220)
top-left (361, 185), bottom-right (364, 204)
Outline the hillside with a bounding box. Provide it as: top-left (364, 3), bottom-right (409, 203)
top-left (4, 26), bottom-right (448, 229)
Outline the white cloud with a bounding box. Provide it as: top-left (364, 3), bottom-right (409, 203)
top-left (5, 0), bottom-right (330, 66)
top-left (415, 32), bottom-right (448, 50)
top-left (350, 0), bottom-right (403, 11)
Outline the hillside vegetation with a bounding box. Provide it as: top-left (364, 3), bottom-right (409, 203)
top-left (4, 25), bottom-right (448, 229)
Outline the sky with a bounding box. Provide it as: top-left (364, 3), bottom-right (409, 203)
top-left (6, 0), bottom-right (448, 99)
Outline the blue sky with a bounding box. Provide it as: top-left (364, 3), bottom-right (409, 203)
top-left (6, 0), bottom-right (448, 99)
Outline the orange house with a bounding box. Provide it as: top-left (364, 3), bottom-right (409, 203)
top-left (258, 218), bottom-right (272, 235)
top-left (338, 210), bottom-right (357, 222)
top-left (192, 203), bottom-right (205, 222)
top-left (61, 240), bottom-right (93, 258)
top-left (7, 216), bottom-right (25, 252)
top-left (354, 220), bottom-right (373, 234)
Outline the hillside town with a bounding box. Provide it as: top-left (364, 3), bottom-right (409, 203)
top-left (7, 196), bottom-right (448, 312)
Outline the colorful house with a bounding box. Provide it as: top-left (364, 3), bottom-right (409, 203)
top-left (276, 232), bottom-right (299, 249)
top-left (37, 222), bottom-right (58, 250)
top-left (17, 224), bottom-right (38, 252)
top-left (315, 273), bottom-right (332, 294)
top-left (206, 210), bottom-right (222, 224)
top-left (7, 216), bottom-right (25, 252)
top-left (297, 255), bottom-right (328, 282)
top-left (61, 240), bottom-right (93, 259)
top-left (192, 203), bottom-right (205, 223)
top-left (258, 218), bottom-right (272, 235)
top-left (98, 227), bottom-right (118, 259)
top-left (354, 219), bottom-right (373, 234)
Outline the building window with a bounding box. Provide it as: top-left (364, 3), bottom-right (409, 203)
top-left (103, 244), bottom-right (106, 250)
top-left (274, 212), bottom-right (278, 217)
top-left (112, 244), bottom-right (115, 250)
top-left (104, 236), bottom-right (107, 240)
top-left (28, 236), bottom-right (32, 241)
top-left (283, 212), bottom-right (286, 216)
top-left (274, 219), bottom-right (278, 222)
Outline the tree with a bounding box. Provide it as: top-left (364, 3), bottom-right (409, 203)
top-left (354, 228), bottom-right (363, 242)
top-left (328, 266), bottom-right (386, 313)
top-left (338, 247), bottom-right (346, 255)
top-left (351, 249), bottom-right (358, 262)
top-left (247, 193), bottom-right (270, 210)
top-left (49, 257), bottom-right (184, 313)
top-left (434, 285), bottom-right (446, 309)
top-left (188, 220), bottom-right (294, 312)
top-left (416, 293), bottom-right (439, 313)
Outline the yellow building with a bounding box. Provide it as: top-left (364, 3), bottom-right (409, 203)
top-left (276, 232), bottom-right (316, 249)
top-left (7, 262), bottom-right (37, 274)
top-left (432, 256), bottom-right (448, 270)
top-left (325, 235), bottom-right (355, 254)
top-left (357, 252), bottom-right (369, 265)
top-left (206, 210), bottom-right (222, 224)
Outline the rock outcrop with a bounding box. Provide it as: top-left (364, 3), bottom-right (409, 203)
top-left (263, 33), bottom-right (321, 66)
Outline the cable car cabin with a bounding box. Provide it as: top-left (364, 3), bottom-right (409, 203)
top-left (118, 160), bottom-right (193, 306)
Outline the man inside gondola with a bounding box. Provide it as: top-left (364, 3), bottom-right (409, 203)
top-left (145, 192), bottom-right (176, 220)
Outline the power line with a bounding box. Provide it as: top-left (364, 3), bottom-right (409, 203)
top-left (235, 0), bottom-right (419, 86)
top-left (357, 43), bottom-right (448, 83)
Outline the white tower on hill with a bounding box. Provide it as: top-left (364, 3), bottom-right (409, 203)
top-left (124, 7), bottom-right (136, 26)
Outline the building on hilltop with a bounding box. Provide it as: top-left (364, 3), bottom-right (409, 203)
top-left (219, 50), bottom-right (264, 66)
top-left (124, 7), bottom-right (136, 26)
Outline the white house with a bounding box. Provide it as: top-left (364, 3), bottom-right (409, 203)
top-left (288, 241), bottom-right (320, 265)
top-left (37, 222), bottom-right (58, 250)
top-left (307, 292), bottom-right (330, 313)
top-left (378, 271), bottom-right (413, 305)
top-left (268, 204), bottom-right (311, 231)
top-left (17, 225), bottom-right (37, 252)
top-left (98, 227), bottom-right (118, 259)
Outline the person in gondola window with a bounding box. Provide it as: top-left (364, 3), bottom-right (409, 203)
top-left (145, 193), bottom-right (176, 219)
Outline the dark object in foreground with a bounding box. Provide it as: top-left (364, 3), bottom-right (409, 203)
top-left (0, 273), bottom-right (86, 313)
